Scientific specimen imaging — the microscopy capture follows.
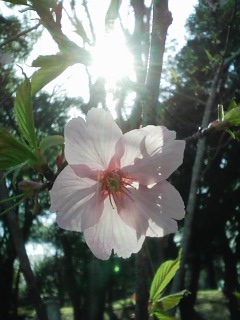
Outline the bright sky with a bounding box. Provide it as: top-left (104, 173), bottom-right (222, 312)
top-left (1, 0), bottom-right (198, 101)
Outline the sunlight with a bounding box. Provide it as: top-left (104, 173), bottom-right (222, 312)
top-left (90, 23), bottom-right (134, 89)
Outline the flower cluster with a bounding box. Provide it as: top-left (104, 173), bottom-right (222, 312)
top-left (50, 108), bottom-right (185, 260)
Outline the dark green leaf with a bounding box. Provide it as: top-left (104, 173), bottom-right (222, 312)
top-left (39, 135), bottom-right (64, 153)
top-left (233, 291), bottom-right (240, 307)
top-left (0, 128), bottom-right (36, 170)
top-left (150, 250), bottom-right (181, 302)
top-left (14, 78), bottom-right (37, 148)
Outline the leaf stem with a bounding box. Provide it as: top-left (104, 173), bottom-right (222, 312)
top-left (0, 198), bottom-right (23, 217)
top-left (0, 193), bottom-right (25, 205)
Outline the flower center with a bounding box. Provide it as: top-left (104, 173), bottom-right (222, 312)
top-left (98, 169), bottom-right (133, 208)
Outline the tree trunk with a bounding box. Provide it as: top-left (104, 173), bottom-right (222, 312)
top-left (222, 235), bottom-right (240, 320)
top-left (135, 246), bottom-right (150, 320)
top-left (0, 173), bottom-right (48, 320)
top-left (60, 232), bottom-right (82, 320)
top-left (82, 257), bottom-right (109, 320)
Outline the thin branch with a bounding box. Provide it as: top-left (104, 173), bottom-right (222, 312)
top-left (0, 22), bottom-right (41, 49)
top-left (82, 0), bottom-right (96, 44)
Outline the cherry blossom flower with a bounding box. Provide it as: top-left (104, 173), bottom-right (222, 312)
top-left (50, 108), bottom-right (185, 260)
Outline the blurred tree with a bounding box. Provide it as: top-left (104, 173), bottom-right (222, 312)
top-left (161, 0), bottom-right (240, 319)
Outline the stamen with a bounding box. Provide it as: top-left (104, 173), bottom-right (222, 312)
top-left (98, 169), bottom-right (135, 208)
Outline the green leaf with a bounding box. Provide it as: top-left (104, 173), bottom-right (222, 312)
top-left (31, 54), bottom-right (78, 95)
top-left (228, 100), bottom-right (238, 111)
top-left (153, 310), bottom-right (176, 320)
top-left (14, 78), bottom-right (37, 148)
top-left (204, 49), bottom-right (213, 62)
top-left (39, 135), bottom-right (64, 153)
top-left (150, 250), bottom-right (181, 302)
top-left (154, 290), bottom-right (190, 312)
top-left (233, 291), bottom-right (240, 307)
top-left (0, 128), bottom-right (36, 170)
top-left (224, 106), bottom-right (240, 126)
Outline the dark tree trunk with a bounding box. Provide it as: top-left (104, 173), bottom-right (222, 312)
top-left (135, 246), bottom-right (150, 320)
top-left (82, 257), bottom-right (109, 320)
top-left (180, 257), bottom-right (201, 320)
top-left (0, 256), bottom-right (16, 320)
top-left (60, 232), bottom-right (82, 320)
top-left (222, 235), bottom-right (240, 320)
top-left (0, 174), bottom-right (48, 320)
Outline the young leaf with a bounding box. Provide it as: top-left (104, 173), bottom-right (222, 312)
top-left (31, 54), bottom-right (78, 95)
top-left (154, 290), bottom-right (190, 312)
top-left (39, 135), bottom-right (64, 153)
top-left (14, 78), bottom-right (37, 148)
top-left (228, 100), bottom-right (238, 112)
top-left (204, 49), bottom-right (213, 62)
top-left (152, 310), bottom-right (176, 320)
top-left (150, 250), bottom-right (181, 302)
top-left (0, 128), bottom-right (36, 170)
top-left (224, 106), bottom-right (240, 126)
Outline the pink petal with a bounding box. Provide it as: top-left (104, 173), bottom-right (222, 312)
top-left (50, 166), bottom-right (104, 231)
top-left (141, 126), bottom-right (177, 151)
top-left (121, 125), bottom-right (185, 185)
top-left (120, 129), bottom-right (146, 167)
top-left (124, 140), bottom-right (185, 185)
top-left (142, 181), bottom-right (185, 236)
top-left (84, 198), bottom-right (145, 260)
top-left (115, 190), bottom-right (149, 234)
top-left (117, 181), bottom-right (184, 238)
top-left (65, 108), bottom-right (122, 170)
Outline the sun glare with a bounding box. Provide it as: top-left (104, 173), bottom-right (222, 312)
top-left (91, 25), bottom-right (134, 88)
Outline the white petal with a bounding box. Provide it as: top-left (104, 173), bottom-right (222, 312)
top-left (124, 139), bottom-right (185, 185)
top-left (84, 198), bottom-right (145, 260)
top-left (65, 108), bottom-right (122, 170)
top-left (140, 125), bottom-right (176, 155)
top-left (121, 182), bottom-right (185, 238)
top-left (120, 129), bottom-right (145, 167)
top-left (121, 125), bottom-right (185, 185)
top-left (116, 190), bottom-right (149, 234)
top-left (145, 181), bottom-right (185, 236)
top-left (50, 166), bottom-right (103, 231)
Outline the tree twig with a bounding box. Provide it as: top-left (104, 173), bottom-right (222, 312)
top-left (0, 22), bottom-right (41, 49)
